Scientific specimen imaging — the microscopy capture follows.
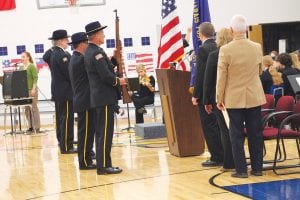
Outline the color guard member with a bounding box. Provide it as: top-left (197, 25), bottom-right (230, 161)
top-left (84, 21), bottom-right (126, 175)
top-left (68, 32), bottom-right (96, 169)
top-left (49, 29), bottom-right (76, 154)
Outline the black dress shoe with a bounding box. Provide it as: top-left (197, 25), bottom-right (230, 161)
top-left (61, 148), bottom-right (78, 154)
top-left (26, 127), bottom-right (33, 133)
top-left (90, 150), bottom-right (96, 157)
top-left (90, 151), bottom-right (96, 159)
top-left (231, 172), bottom-right (248, 178)
top-left (97, 167), bottom-right (123, 175)
top-left (250, 170), bottom-right (263, 176)
top-left (201, 160), bottom-right (223, 167)
top-left (80, 164), bottom-right (96, 170)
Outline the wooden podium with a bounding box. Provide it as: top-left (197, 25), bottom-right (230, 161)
top-left (156, 69), bottom-right (205, 157)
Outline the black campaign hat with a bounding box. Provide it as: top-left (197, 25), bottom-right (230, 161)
top-left (85, 21), bottom-right (107, 35)
top-left (68, 32), bottom-right (88, 45)
top-left (48, 29), bottom-right (70, 40)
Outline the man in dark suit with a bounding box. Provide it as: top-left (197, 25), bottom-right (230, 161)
top-left (203, 28), bottom-right (235, 171)
top-left (84, 21), bottom-right (126, 175)
top-left (192, 22), bottom-right (223, 167)
top-left (68, 32), bottom-right (96, 170)
top-left (49, 29), bottom-right (76, 154)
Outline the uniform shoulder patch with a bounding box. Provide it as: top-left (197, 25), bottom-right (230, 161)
top-left (63, 57), bottom-right (68, 62)
top-left (95, 53), bottom-right (103, 60)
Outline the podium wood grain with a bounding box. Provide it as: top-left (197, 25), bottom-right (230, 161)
top-left (156, 69), bottom-right (205, 157)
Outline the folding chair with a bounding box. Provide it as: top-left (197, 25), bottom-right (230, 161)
top-left (272, 100), bottom-right (300, 175)
top-left (262, 95), bottom-right (295, 162)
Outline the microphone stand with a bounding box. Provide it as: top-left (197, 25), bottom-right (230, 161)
top-left (175, 50), bottom-right (194, 70)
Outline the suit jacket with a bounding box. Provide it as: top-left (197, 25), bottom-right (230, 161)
top-left (68, 51), bottom-right (91, 112)
top-left (216, 38), bottom-right (266, 108)
top-left (84, 43), bottom-right (119, 108)
top-left (193, 38), bottom-right (217, 104)
top-left (50, 46), bottom-right (73, 102)
top-left (203, 49), bottom-right (219, 105)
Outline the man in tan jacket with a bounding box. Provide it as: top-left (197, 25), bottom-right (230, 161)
top-left (216, 15), bottom-right (266, 178)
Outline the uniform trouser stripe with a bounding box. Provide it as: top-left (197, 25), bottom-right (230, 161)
top-left (65, 100), bottom-right (69, 151)
top-left (84, 111), bottom-right (88, 166)
top-left (103, 106), bottom-right (108, 167)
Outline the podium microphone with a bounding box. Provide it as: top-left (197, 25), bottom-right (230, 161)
top-left (186, 49), bottom-right (194, 56)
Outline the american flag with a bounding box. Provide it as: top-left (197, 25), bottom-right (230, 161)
top-left (35, 57), bottom-right (48, 71)
top-left (1, 59), bottom-right (18, 72)
top-left (127, 53), bottom-right (154, 74)
top-left (157, 0), bottom-right (186, 70)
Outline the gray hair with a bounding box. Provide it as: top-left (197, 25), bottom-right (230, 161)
top-left (230, 15), bottom-right (247, 32)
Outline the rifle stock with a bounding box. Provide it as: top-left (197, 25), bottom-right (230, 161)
top-left (114, 9), bottom-right (132, 103)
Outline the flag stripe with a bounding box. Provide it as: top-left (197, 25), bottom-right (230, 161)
top-left (157, 0), bottom-right (186, 71)
top-left (159, 39), bottom-right (185, 67)
top-left (161, 15), bottom-right (180, 36)
top-left (160, 48), bottom-right (185, 69)
top-left (136, 58), bottom-right (153, 63)
top-left (126, 52), bottom-right (154, 73)
top-left (0, 0), bottom-right (16, 11)
top-left (135, 53), bottom-right (152, 58)
top-left (159, 32), bottom-right (182, 56)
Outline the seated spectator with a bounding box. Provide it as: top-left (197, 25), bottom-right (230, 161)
top-left (260, 55), bottom-right (274, 93)
top-left (131, 64), bottom-right (155, 124)
top-left (260, 55), bottom-right (283, 95)
top-left (275, 53), bottom-right (300, 96)
top-left (290, 52), bottom-right (300, 72)
top-left (269, 50), bottom-right (279, 60)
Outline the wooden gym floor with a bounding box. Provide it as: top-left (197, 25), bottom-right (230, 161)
top-left (0, 117), bottom-right (299, 200)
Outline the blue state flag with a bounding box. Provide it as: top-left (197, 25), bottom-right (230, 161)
top-left (190, 0), bottom-right (211, 87)
top-left (192, 0), bottom-right (211, 53)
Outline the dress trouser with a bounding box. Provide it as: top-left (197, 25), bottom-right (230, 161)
top-left (132, 95), bottom-right (153, 123)
top-left (212, 104), bottom-right (235, 169)
top-left (198, 103), bottom-right (223, 162)
top-left (55, 102), bottom-right (61, 144)
top-left (77, 109), bottom-right (95, 167)
top-left (95, 105), bottom-right (115, 169)
top-left (227, 106), bottom-right (263, 173)
top-left (57, 100), bottom-right (74, 152)
top-left (25, 91), bottom-right (41, 130)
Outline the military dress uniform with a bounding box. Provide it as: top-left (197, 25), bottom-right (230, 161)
top-left (43, 47), bottom-right (61, 144)
top-left (84, 42), bottom-right (120, 173)
top-left (50, 46), bottom-right (75, 153)
top-left (69, 49), bottom-right (95, 169)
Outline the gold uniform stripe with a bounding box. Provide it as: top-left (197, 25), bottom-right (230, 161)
top-left (113, 77), bottom-right (118, 86)
top-left (103, 106), bottom-right (108, 167)
top-left (84, 111), bottom-right (88, 166)
top-left (65, 101), bottom-right (69, 151)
